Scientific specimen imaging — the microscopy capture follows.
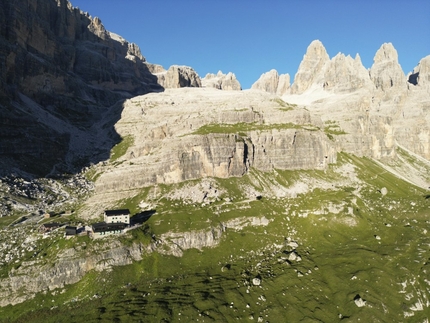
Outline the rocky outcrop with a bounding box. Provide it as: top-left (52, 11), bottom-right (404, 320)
top-left (0, 240), bottom-right (147, 306)
top-left (201, 71), bottom-right (241, 90)
top-left (251, 69), bottom-right (290, 95)
top-left (158, 216), bottom-right (270, 257)
top-left (290, 41), bottom-right (374, 94)
top-left (323, 53), bottom-right (374, 92)
top-left (156, 65), bottom-right (201, 88)
top-left (90, 88), bottom-right (337, 196)
top-left (290, 40), bottom-right (329, 94)
top-left (369, 43), bottom-right (407, 92)
top-left (0, 0), bottom-right (162, 177)
top-left (408, 55), bottom-right (430, 87)
top-left (285, 40), bottom-right (429, 161)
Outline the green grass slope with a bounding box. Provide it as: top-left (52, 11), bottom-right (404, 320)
top-left (1, 153), bottom-right (429, 322)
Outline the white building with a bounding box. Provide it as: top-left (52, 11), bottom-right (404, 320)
top-left (104, 209), bottom-right (130, 225)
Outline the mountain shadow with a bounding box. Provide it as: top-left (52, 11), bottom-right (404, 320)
top-left (0, 0), bottom-right (163, 179)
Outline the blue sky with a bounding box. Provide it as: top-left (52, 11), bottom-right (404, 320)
top-left (71, 0), bottom-right (430, 89)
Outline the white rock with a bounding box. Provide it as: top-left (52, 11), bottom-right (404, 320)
top-left (354, 296), bottom-right (366, 307)
top-left (252, 278), bottom-right (261, 286)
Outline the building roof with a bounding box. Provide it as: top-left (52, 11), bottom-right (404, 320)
top-left (104, 209), bottom-right (130, 216)
top-left (92, 222), bottom-right (126, 233)
top-left (41, 222), bottom-right (61, 228)
top-left (65, 226), bottom-right (77, 235)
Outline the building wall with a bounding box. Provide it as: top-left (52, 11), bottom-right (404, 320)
top-left (104, 214), bottom-right (130, 224)
top-left (93, 229), bottom-right (124, 239)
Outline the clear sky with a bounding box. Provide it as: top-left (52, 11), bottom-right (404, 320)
top-left (71, 0), bottom-right (430, 89)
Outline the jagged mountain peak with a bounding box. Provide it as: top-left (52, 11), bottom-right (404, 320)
top-left (370, 42), bottom-right (406, 91)
top-left (201, 71), bottom-right (241, 90)
top-left (251, 69), bottom-right (290, 96)
top-left (373, 42), bottom-right (399, 63)
top-left (306, 39), bottom-right (329, 58)
top-left (290, 40), bottom-right (330, 94)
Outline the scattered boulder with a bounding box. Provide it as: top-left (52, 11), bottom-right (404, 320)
top-left (354, 294), bottom-right (366, 307)
top-left (252, 277), bottom-right (261, 286)
top-left (285, 239), bottom-right (299, 252)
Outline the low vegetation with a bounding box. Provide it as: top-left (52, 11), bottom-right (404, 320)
top-left (271, 98), bottom-right (297, 111)
top-left (1, 152), bottom-right (430, 322)
top-left (324, 121), bottom-right (347, 140)
top-left (110, 135), bottom-right (134, 162)
top-left (192, 122), bottom-right (317, 136)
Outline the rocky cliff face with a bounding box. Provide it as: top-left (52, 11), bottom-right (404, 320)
top-left (251, 69), bottom-right (290, 96)
top-left (0, 0), bottom-right (162, 177)
top-left (0, 240), bottom-right (146, 306)
top-left (369, 43), bottom-right (407, 93)
top-left (89, 88), bottom-right (337, 198)
top-left (156, 65), bottom-right (202, 88)
top-left (252, 40), bottom-right (429, 162)
top-left (201, 71), bottom-right (241, 90)
top-left (408, 55), bottom-right (430, 87)
top-left (290, 40), bottom-right (330, 94)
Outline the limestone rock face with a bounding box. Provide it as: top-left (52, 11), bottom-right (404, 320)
top-left (370, 43), bottom-right (407, 92)
top-left (251, 69), bottom-right (290, 95)
top-left (91, 88), bottom-right (337, 196)
top-left (157, 65), bottom-right (202, 88)
top-left (0, 0), bottom-right (161, 177)
top-left (0, 241), bottom-right (147, 307)
top-left (290, 40), bottom-right (329, 94)
top-left (202, 71), bottom-right (241, 90)
top-left (323, 53), bottom-right (374, 92)
top-left (277, 73), bottom-right (291, 96)
top-left (408, 55), bottom-right (430, 87)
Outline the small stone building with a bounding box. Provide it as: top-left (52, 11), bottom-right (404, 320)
top-left (104, 209), bottom-right (130, 225)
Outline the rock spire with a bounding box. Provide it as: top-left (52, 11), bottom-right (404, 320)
top-left (369, 43), bottom-right (407, 91)
top-left (290, 40), bottom-right (329, 94)
top-left (251, 69), bottom-right (290, 96)
top-left (202, 71), bottom-right (241, 90)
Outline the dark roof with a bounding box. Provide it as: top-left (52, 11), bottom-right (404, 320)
top-left (42, 222), bottom-right (61, 228)
top-left (92, 222), bottom-right (126, 233)
top-left (65, 226), bottom-right (77, 235)
top-left (104, 209), bottom-right (130, 216)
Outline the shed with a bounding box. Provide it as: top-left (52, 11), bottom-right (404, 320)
top-left (65, 226), bottom-right (77, 236)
